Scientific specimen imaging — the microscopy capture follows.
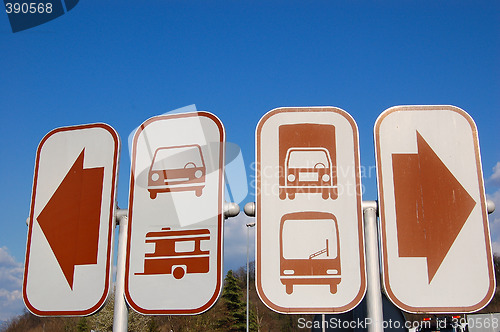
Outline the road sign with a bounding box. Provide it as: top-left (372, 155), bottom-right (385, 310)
top-left (256, 107), bottom-right (366, 313)
top-left (125, 112), bottom-right (225, 314)
top-left (23, 123), bottom-right (120, 316)
top-left (375, 105), bottom-right (495, 313)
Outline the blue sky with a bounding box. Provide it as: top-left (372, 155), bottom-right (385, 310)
top-left (0, 0), bottom-right (499, 322)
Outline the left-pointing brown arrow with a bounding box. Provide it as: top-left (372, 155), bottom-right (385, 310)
top-left (37, 149), bottom-right (104, 289)
top-left (392, 131), bottom-right (476, 283)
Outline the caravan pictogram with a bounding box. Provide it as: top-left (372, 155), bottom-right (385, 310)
top-left (278, 124), bottom-right (337, 200)
top-left (136, 227), bottom-right (210, 280)
top-left (279, 211), bottom-right (341, 294)
top-left (148, 144), bottom-right (206, 199)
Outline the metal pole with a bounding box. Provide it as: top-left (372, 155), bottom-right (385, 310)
top-left (246, 222), bottom-right (255, 332)
top-left (113, 209), bottom-right (129, 332)
top-left (363, 201), bottom-right (384, 332)
top-left (247, 224), bottom-right (250, 332)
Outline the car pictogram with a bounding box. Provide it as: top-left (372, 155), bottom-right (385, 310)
top-left (148, 145), bottom-right (206, 199)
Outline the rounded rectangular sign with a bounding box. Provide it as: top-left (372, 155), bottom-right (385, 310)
top-left (256, 107), bottom-right (366, 313)
top-left (23, 123), bottom-right (120, 316)
top-left (375, 105), bottom-right (495, 313)
top-left (125, 112), bottom-right (225, 314)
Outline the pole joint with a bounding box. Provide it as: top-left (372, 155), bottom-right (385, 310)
top-left (244, 202), bottom-right (256, 217)
top-left (224, 202), bottom-right (240, 219)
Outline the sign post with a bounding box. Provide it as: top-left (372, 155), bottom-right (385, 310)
top-left (363, 201), bottom-right (384, 332)
top-left (113, 209), bottom-right (129, 332)
top-left (375, 105), bottom-right (495, 313)
top-left (125, 112), bottom-right (225, 314)
top-left (256, 107), bottom-right (366, 313)
top-left (23, 123), bottom-right (120, 316)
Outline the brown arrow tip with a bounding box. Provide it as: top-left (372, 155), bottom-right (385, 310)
top-left (392, 131), bottom-right (476, 283)
top-left (37, 149), bottom-right (104, 289)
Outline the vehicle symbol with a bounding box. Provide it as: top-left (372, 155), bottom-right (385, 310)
top-left (136, 227), bottom-right (210, 279)
top-left (279, 211), bottom-right (341, 294)
top-left (278, 124), bottom-right (337, 200)
top-left (148, 145), bottom-right (206, 199)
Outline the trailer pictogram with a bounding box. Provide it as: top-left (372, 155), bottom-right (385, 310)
top-left (136, 227), bottom-right (210, 279)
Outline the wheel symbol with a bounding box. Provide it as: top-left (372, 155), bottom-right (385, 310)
top-left (173, 266), bottom-right (186, 279)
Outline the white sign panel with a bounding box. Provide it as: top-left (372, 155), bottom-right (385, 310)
top-left (256, 107), bottom-right (366, 313)
top-left (24, 123), bottom-right (120, 316)
top-left (125, 112), bottom-right (225, 314)
top-left (375, 105), bottom-right (495, 313)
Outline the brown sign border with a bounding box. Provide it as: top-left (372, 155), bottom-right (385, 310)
top-left (124, 111), bottom-right (225, 315)
top-left (374, 105), bottom-right (495, 313)
top-left (23, 123), bottom-right (120, 316)
top-left (256, 107), bottom-right (366, 314)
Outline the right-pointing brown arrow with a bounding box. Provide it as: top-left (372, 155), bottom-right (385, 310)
top-left (392, 131), bottom-right (476, 283)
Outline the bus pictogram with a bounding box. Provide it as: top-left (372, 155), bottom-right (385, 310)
top-left (279, 211), bottom-right (341, 294)
top-left (136, 227), bottom-right (210, 280)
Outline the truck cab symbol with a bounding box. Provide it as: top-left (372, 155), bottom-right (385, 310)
top-left (278, 124), bottom-right (337, 200)
top-left (279, 211), bottom-right (341, 294)
top-left (148, 145), bottom-right (206, 199)
top-left (136, 227), bottom-right (210, 280)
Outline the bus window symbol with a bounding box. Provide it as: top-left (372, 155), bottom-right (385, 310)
top-left (148, 145), bottom-right (206, 199)
top-left (279, 212), bottom-right (341, 294)
top-left (136, 227), bottom-right (210, 280)
top-left (278, 124), bottom-right (337, 200)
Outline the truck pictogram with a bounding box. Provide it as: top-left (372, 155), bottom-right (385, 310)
top-left (278, 124), bottom-right (337, 200)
